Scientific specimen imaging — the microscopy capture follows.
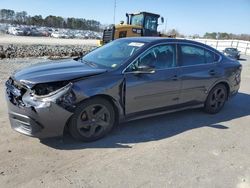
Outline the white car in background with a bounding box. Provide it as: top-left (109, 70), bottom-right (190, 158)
top-left (51, 31), bottom-right (69, 38)
top-left (7, 26), bottom-right (24, 36)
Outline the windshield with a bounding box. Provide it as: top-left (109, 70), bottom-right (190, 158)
top-left (131, 14), bottom-right (144, 26)
top-left (82, 40), bottom-right (146, 69)
top-left (227, 48), bottom-right (237, 52)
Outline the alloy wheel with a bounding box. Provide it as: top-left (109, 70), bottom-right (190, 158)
top-left (209, 87), bottom-right (226, 110)
top-left (76, 104), bottom-right (111, 138)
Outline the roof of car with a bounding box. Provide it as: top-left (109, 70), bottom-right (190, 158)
top-left (118, 37), bottom-right (200, 44)
top-left (118, 37), bottom-right (172, 43)
top-left (116, 37), bottom-right (222, 55)
top-left (118, 37), bottom-right (213, 47)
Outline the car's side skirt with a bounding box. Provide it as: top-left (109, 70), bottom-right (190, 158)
top-left (122, 102), bottom-right (204, 122)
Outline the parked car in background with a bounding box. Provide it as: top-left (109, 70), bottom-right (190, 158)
top-left (5, 38), bottom-right (242, 141)
top-left (3, 23), bottom-right (102, 39)
top-left (0, 23), bottom-right (8, 33)
top-left (51, 31), bottom-right (69, 38)
top-left (7, 26), bottom-right (24, 36)
top-left (223, 48), bottom-right (240, 59)
top-left (32, 27), bottom-right (49, 37)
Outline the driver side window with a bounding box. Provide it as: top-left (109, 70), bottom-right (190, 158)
top-left (126, 44), bottom-right (176, 72)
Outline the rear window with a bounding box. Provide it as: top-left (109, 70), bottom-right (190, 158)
top-left (179, 44), bottom-right (219, 66)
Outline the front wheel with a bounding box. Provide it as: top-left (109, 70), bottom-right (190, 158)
top-left (69, 97), bottom-right (115, 142)
top-left (204, 84), bottom-right (227, 114)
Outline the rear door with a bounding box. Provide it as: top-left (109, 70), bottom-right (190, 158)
top-left (177, 43), bottom-right (221, 105)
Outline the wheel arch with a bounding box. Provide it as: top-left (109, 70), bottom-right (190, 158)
top-left (208, 80), bottom-right (230, 100)
top-left (64, 94), bottom-right (123, 135)
top-left (91, 94), bottom-right (122, 123)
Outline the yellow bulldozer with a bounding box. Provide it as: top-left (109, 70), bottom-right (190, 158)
top-left (99, 11), bottom-right (175, 45)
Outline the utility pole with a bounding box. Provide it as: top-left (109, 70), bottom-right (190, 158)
top-left (165, 19), bottom-right (167, 34)
top-left (113, 0), bottom-right (116, 24)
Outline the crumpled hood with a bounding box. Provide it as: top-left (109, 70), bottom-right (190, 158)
top-left (12, 59), bottom-right (107, 86)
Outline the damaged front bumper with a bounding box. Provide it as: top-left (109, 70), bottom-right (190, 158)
top-left (5, 79), bottom-right (74, 138)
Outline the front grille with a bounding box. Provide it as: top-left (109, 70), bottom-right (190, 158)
top-left (102, 26), bottom-right (115, 44)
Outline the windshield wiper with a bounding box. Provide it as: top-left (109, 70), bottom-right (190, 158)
top-left (81, 59), bottom-right (98, 68)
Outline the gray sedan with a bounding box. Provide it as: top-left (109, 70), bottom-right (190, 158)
top-left (5, 38), bottom-right (242, 141)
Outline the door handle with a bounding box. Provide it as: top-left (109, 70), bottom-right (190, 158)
top-left (209, 69), bottom-right (216, 75)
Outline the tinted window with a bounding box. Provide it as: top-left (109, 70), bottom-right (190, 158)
top-left (205, 51), bottom-right (215, 64)
top-left (127, 44), bottom-right (176, 71)
top-left (180, 44), bottom-right (219, 66)
top-left (205, 49), bottom-right (220, 63)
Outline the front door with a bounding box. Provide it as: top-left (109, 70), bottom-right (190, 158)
top-left (124, 44), bottom-right (181, 115)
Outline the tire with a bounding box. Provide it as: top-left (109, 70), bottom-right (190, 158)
top-left (69, 97), bottom-right (115, 142)
top-left (204, 84), bottom-right (228, 114)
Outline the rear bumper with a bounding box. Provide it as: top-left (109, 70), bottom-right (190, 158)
top-left (229, 80), bottom-right (241, 98)
top-left (6, 90), bottom-right (73, 139)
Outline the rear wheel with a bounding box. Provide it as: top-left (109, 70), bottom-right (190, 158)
top-left (204, 84), bottom-right (227, 114)
top-left (69, 97), bottom-right (115, 142)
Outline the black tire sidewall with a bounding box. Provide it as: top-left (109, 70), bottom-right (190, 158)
top-left (69, 97), bottom-right (115, 142)
top-left (204, 84), bottom-right (227, 114)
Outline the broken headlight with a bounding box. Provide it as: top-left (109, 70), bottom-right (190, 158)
top-left (32, 81), bottom-right (70, 96)
top-left (22, 82), bottom-right (73, 107)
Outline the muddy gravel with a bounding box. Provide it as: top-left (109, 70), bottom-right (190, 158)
top-left (0, 56), bottom-right (250, 188)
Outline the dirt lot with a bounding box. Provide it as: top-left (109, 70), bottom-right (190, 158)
top-left (0, 56), bottom-right (250, 188)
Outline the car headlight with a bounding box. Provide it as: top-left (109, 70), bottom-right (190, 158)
top-left (22, 82), bottom-right (73, 107)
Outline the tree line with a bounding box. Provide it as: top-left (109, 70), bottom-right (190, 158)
top-left (203, 32), bottom-right (250, 41)
top-left (0, 9), bottom-right (101, 31)
top-left (165, 29), bottom-right (250, 41)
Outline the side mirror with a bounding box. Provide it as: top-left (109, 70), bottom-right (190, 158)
top-left (161, 17), bottom-right (164, 24)
top-left (73, 52), bottom-right (84, 61)
top-left (134, 65), bottom-right (155, 74)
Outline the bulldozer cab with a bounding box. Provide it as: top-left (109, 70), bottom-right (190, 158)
top-left (100, 11), bottom-right (169, 45)
top-left (127, 12), bottom-right (161, 36)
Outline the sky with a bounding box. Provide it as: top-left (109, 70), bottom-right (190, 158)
top-left (0, 0), bottom-right (250, 35)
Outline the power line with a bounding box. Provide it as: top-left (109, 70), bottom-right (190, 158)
top-left (113, 0), bottom-right (116, 24)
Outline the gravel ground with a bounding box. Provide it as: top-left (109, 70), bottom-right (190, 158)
top-left (0, 44), bottom-right (96, 59)
top-left (0, 56), bottom-right (250, 188)
top-left (0, 34), bottom-right (97, 59)
top-left (0, 58), bottom-right (50, 83)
